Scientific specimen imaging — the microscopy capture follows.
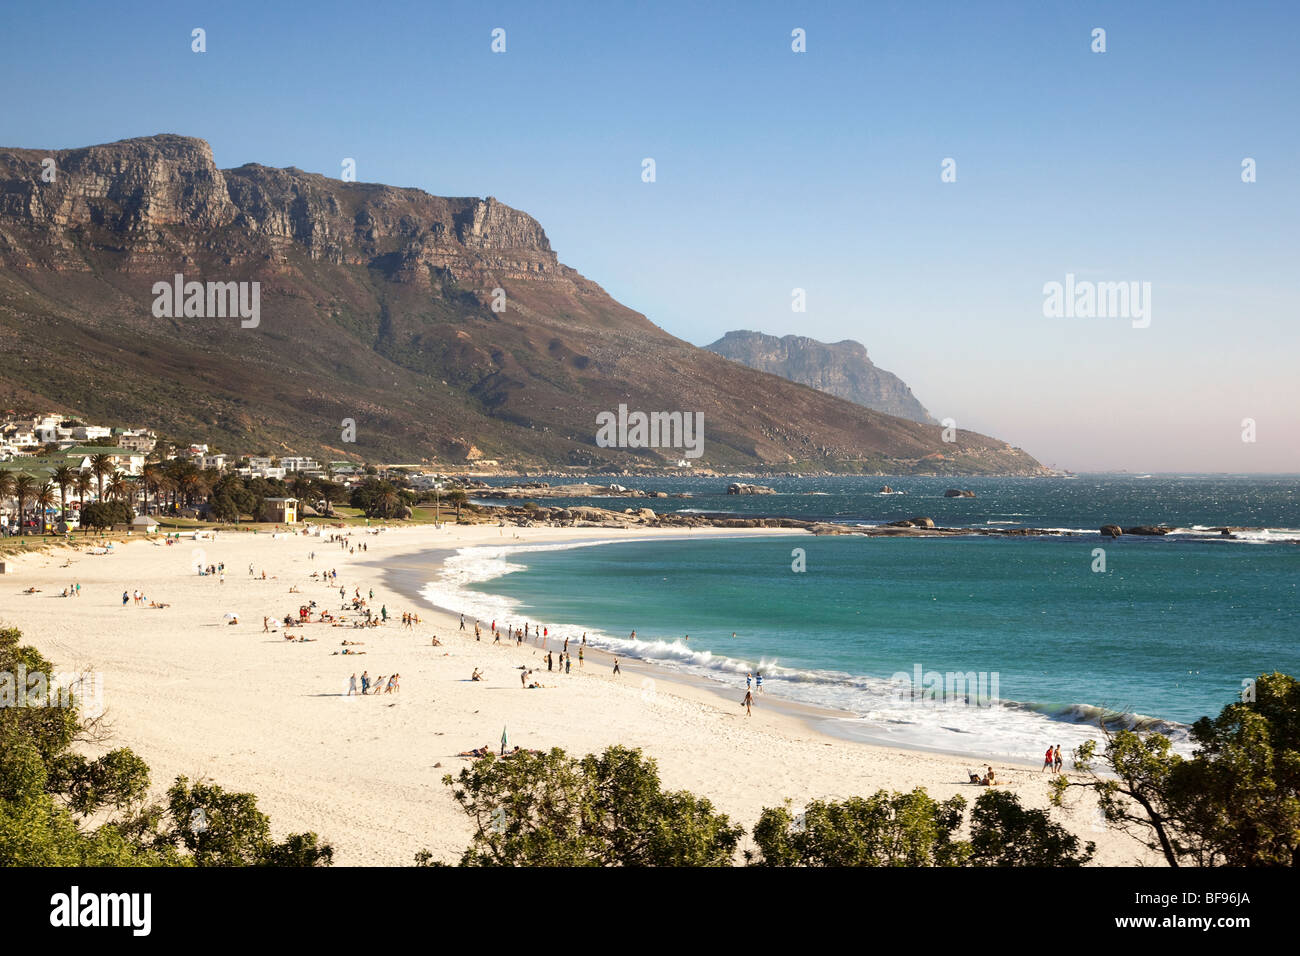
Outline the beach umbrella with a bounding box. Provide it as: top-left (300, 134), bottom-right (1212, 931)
top-left (500, 726), bottom-right (508, 755)
top-left (222, 612), bottom-right (239, 621)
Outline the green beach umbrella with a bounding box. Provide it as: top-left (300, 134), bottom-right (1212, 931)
top-left (501, 726), bottom-right (508, 754)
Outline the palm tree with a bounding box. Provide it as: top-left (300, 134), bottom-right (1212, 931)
top-left (13, 473), bottom-right (35, 535)
top-left (51, 464), bottom-right (76, 523)
top-left (448, 489), bottom-right (469, 521)
top-left (141, 463), bottom-right (162, 516)
top-left (89, 453), bottom-right (113, 502)
top-left (33, 482), bottom-right (57, 534)
top-left (108, 471), bottom-right (134, 506)
top-left (0, 471), bottom-right (15, 533)
top-left (74, 471), bottom-right (93, 507)
top-left (179, 470), bottom-right (209, 508)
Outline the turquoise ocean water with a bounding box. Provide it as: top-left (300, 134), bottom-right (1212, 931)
top-left (418, 476), bottom-right (1299, 761)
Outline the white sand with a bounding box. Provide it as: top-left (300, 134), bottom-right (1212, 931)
top-left (1, 524), bottom-right (1156, 865)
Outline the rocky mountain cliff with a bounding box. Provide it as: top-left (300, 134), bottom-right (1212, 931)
top-left (707, 331), bottom-right (933, 424)
top-left (0, 135), bottom-right (1045, 474)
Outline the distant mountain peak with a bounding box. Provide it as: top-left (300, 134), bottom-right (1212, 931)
top-left (706, 330), bottom-right (935, 425)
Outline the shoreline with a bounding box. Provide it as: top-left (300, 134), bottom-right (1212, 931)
top-left (376, 530), bottom-right (1060, 770)
top-left (3, 524), bottom-right (1155, 865)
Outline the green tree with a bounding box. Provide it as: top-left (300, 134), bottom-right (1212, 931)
top-left (1052, 673), bottom-right (1300, 867)
top-left (968, 789), bottom-right (1094, 866)
top-left (433, 745), bottom-right (742, 866)
top-left (447, 489), bottom-right (470, 521)
top-left (12, 473), bottom-right (35, 535)
top-left (89, 453), bottom-right (113, 501)
top-left (33, 482), bottom-right (57, 533)
top-left (746, 789), bottom-right (969, 866)
top-left (51, 464), bottom-right (76, 523)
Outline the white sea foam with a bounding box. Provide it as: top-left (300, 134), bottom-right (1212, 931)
top-left (415, 539), bottom-right (1195, 761)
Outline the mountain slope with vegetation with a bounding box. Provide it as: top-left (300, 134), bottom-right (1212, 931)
top-left (0, 135), bottom-right (1044, 474)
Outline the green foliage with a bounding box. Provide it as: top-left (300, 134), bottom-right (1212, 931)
top-left (968, 789), bottom-right (1094, 866)
top-left (0, 626), bottom-right (332, 867)
top-left (1054, 672), bottom-right (1300, 867)
top-left (350, 478), bottom-right (406, 518)
top-left (747, 789), bottom-right (968, 866)
top-left (434, 745), bottom-right (742, 866)
top-left (80, 500), bottom-right (133, 530)
top-left (1170, 672), bottom-right (1300, 866)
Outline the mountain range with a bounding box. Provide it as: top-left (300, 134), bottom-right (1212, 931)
top-left (0, 134), bottom-right (1044, 474)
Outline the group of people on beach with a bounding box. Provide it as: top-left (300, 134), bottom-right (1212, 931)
top-left (348, 671), bottom-right (398, 695)
top-left (1041, 744), bottom-right (1064, 772)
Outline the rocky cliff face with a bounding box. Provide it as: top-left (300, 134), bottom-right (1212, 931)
top-left (707, 331), bottom-right (934, 424)
top-left (0, 134), bottom-right (1044, 475)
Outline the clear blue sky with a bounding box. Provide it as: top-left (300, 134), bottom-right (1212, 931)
top-left (3, 0), bottom-right (1297, 471)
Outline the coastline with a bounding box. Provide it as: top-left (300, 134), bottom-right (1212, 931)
top-left (2, 523), bottom-right (1155, 865)
top-left (379, 529), bottom-right (1057, 769)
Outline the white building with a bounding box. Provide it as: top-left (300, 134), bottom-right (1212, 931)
top-left (280, 456), bottom-right (320, 473)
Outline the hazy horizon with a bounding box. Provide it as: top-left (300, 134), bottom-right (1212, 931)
top-left (3, 0), bottom-right (1296, 473)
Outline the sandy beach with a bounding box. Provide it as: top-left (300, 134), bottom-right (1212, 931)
top-left (1, 523), bottom-right (1155, 866)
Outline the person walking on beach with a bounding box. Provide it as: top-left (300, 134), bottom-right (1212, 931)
top-left (743, 689), bottom-right (754, 717)
top-left (565, 653), bottom-right (571, 674)
top-left (612, 659), bottom-right (621, 676)
top-left (1053, 745), bottom-right (1063, 772)
top-left (746, 672), bottom-right (752, 692)
top-left (547, 652), bottom-right (553, 672)
top-left (348, 674), bottom-right (357, 696)
top-left (578, 647), bottom-right (584, 668)
top-left (360, 671), bottom-right (370, 694)
top-left (1042, 746), bottom-right (1054, 772)
top-left (756, 673), bottom-right (764, 694)
top-left (460, 614), bottom-right (466, 631)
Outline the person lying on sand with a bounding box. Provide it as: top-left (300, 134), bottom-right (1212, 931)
top-left (149, 601), bottom-right (170, 608)
top-left (333, 648), bottom-right (365, 655)
top-left (458, 745), bottom-right (492, 758)
top-left (341, 640), bottom-right (365, 646)
top-left (23, 587), bottom-right (41, 594)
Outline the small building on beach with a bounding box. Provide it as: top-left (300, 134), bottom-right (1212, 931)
top-left (261, 497), bottom-right (298, 523)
